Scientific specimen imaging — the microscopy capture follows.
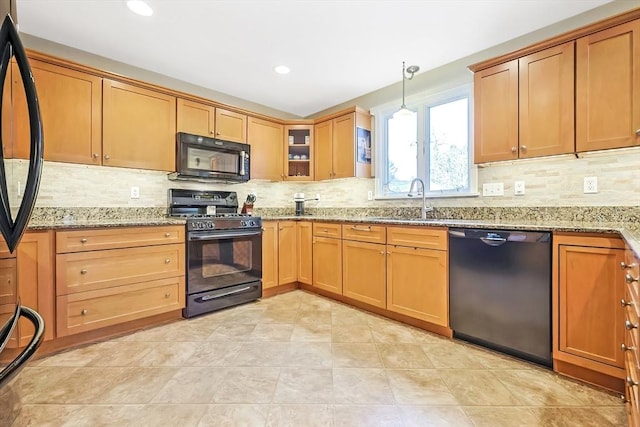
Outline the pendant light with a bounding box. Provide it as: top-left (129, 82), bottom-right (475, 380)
top-left (393, 61), bottom-right (420, 119)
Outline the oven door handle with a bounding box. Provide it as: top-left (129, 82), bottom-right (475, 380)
top-left (188, 230), bottom-right (262, 241)
top-left (199, 286), bottom-right (254, 301)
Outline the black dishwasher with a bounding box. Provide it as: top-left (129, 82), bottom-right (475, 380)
top-left (449, 228), bottom-right (552, 367)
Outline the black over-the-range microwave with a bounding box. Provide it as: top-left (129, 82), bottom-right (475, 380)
top-left (170, 132), bottom-right (251, 182)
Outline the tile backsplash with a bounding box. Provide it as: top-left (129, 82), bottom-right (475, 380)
top-left (8, 145), bottom-right (640, 210)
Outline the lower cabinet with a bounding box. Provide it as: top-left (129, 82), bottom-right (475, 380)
top-left (623, 248), bottom-right (640, 424)
top-left (296, 221), bottom-right (313, 285)
top-left (386, 227), bottom-right (448, 327)
top-left (554, 233), bottom-right (626, 389)
top-left (262, 221), bottom-right (278, 289)
top-left (312, 222), bottom-right (342, 295)
top-left (262, 220), bottom-right (297, 291)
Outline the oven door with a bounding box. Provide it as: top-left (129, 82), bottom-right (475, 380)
top-left (187, 228), bottom-right (262, 294)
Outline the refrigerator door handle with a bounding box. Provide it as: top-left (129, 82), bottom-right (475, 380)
top-left (0, 306), bottom-right (44, 388)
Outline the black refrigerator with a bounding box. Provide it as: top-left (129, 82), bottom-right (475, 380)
top-left (0, 1), bottom-right (45, 423)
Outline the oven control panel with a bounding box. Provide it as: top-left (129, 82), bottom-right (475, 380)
top-left (187, 217), bottom-right (262, 231)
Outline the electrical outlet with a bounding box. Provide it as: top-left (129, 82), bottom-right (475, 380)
top-left (367, 190), bottom-right (373, 201)
top-left (514, 181), bottom-right (525, 196)
top-left (583, 177), bottom-right (598, 194)
top-left (482, 182), bottom-right (504, 197)
top-left (315, 193), bottom-right (320, 201)
top-left (130, 186), bottom-right (140, 199)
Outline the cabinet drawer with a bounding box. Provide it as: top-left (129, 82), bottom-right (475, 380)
top-left (626, 250), bottom-right (640, 297)
top-left (313, 222), bottom-right (342, 239)
top-left (56, 225), bottom-right (185, 253)
top-left (56, 243), bottom-right (185, 295)
top-left (387, 226), bottom-right (447, 250)
top-left (0, 258), bottom-right (16, 305)
top-left (627, 349), bottom-right (640, 418)
top-left (56, 276), bottom-right (185, 337)
top-left (342, 223), bottom-right (386, 244)
top-left (0, 240), bottom-right (12, 259)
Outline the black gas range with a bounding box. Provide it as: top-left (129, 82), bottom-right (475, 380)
top-left (168, 189), bottom-right (263, 318)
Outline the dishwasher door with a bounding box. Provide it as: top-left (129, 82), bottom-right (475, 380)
top-left (449, 228), bottom-right (552, 366)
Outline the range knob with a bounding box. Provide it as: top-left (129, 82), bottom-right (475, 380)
top-left (249, 220), bottom-right (256, 226)
top-left (241, 220), bottom-right (247, 227)
top-left (206, 221), bottom-right (214, 229)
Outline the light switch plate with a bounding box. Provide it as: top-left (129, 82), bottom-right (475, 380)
top-left (482, 182), bottom-right (504, 197)
top-left (514, 181), bottom-right (525, 196)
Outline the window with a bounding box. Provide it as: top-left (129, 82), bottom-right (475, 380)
top-left (374, 85), bottom-right (476, 198)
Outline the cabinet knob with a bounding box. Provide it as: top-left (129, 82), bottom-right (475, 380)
top-left (81, 309), bottom-right (88, 316)
top-left (622, 343), bottom-right (635, 352)
top-left (621, 262), bottom-right (636, 270)
top-left (511, 146), bottom-right (517, 154)
top-left (622, 299), bottom-right (634, 307)
top-left (635, 129), bottom-right (640, 136)
top-left (165, 259), bottom-right (171, 264)
top-left (165, 292), bottom-right (171, 298)
top-left (625, 320), bottom-right (638, 330)
top-left (520, 145), bottom-right (527, 151)
top-left (165, 233), bottom-right (171, 237)
top-left (104, 154), bottom-right (110, 160)
top-left (216, 132), bottom-right (220, 136)
top-left (379, 250), bottom-right (385, 255)
top-left (80, 269), bottom-right (88, 275)
top-left (627, 376), bottom-right (639, 387)
top-left (210, 130), bottom-right (215, 134)
top-left (80, 238), bottom-right (88, 243)
top-left (626, 273), bottom-right (638, 284)
top-left (92, 153), bottom-right (99, 159)
top-left (621, 394), bottom-right (629, 403)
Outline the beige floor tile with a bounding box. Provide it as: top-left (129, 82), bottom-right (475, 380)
top-left (213, 367), bottom-right (281, 403)
top-left (398, 405), bottom-right (474, 427)
top-left (249, 323), bottom-right (295, 341)
top-left (198, 404), bottom-right (270, 427)
top-left (230, 307), bottom-right (269, 324)
top-left (266, 404), bottom-right (334, 427)
top-left (137, 341), bottom-right (200, 366)
top-left (184, 341), bottom-right (244, 367)
top-left (377, 343), bottom-right (434, 369)
top-left (529, 406), bottom-right (624, 426)
top-left (76, 404), bottom-right (208, 427)
top-left (331, 324), bottom-right (374, 342)
top-left (34, 341), bottom-right (117, 367)
top-left (290, 322), bottom-right (332, 342)
top-left (124, 319), bottom-right (219, 342)
top-left (331, 307), bottom-right (374, 325)
top-left (97, 367), bottom-right (177, 404)
top-left (595, 405), bottom-right (629, 425)
top-left (333, 368), bottom-right (395, 404)
top-left (496, 369), bottom-right (587, 406)
top-left (465, 343), bottom-right (537, 370)
top-left (261, 309), bottom-right (300, 324)
top-left (463, 406), bottom-right (542, 427)
top-left (332, 343), bottom-right (384, 368)
top-left (370, 322), bottom-right (429, 344)
top-left (86, 341), bottom-right (155, 366)
top-left (10, 404), bottom-right (86, 427)
top-left (333, 404), bottom-right (403, 426)
top-left (207, 323), bottom-right (256, 341)
top-left (284, 342), bottom-right (333, 368)
top-left (422, 342), bottom-right (483, 369)
top-left (297, 309), bottom-right (333, 325)
top-left (386, 369), bottom-right (458, 405)
top-left (273, 368), bottom-right (334, 404)
top-left (152, 366), bottom-right (226, 404)
top-left (438, 369), bottom-right (520, 406)
top-left (229, 342), bottom-right (290, 367)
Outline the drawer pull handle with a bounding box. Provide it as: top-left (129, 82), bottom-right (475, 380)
top-left (627, 376), bottom-right (639, 387)
top-left (80, 269), bottom-right (87, 275)
top-left (81, 309), bottom-right (88, 316)
top-left (92, 153), bottom-right (99, 159)
top-left (165, 233), bottom-right (171, 237)
top-left (621, 261), bottom-right (637, 270)
top-left (636, 128), bottom-right (640, 136)
top-left (323, 229), bottom-right (328, 232)
top-left (625, 320), bottom-right (638, 330)
top-left (351, 226), bottom-right (372, 232)
top-left (626, 273), bottom-right (638, 284)
top-left (622, 343), bottom-right (635, 352)
top-left (511, 146), bottom-right (517, 154)
top-left (80, 238), bottom-right (87, 243)
top-left (621, 299), bottom-right (634, 307)
top-left (165, 259), bottom-right (171, 264)
top-left (104, 154), bottom-right (110, 160)
top-left (165, 292), bottom-right (171, 298)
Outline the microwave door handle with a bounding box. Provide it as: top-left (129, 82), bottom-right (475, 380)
top-left (239, 151), bottom-right (246, 176)
top-left (189, 230), bottom-right (262, 241)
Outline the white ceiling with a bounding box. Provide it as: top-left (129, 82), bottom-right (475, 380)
top-left (16, 0), bottom-right (614, 118)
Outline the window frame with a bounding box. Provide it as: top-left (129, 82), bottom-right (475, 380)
top-left (372, 83), bottom-right (478, 200)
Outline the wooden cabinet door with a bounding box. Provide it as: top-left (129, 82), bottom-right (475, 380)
top-left (386, 245), bottom-right (448, 326)
top-left (558, 244), bottom-right (625, 371)
top-left (13, 60), bottom-right (102, 164)
top-left (519, 42), bottom-right (575, 158)
top-left (342, 240), bottom-right (386, 308)
top-left (314, 119), bottom-right (333, 180)
top-left (576, 19), bottom-right (640, 152)
top-left (176, 98), bottom-right (215, 136)
top-left (16, 231), bottom-right (55, 345)
top-left (312, 236), bottom-right (342, 295)
top-left (332, 113), bottom-right (355, 179)
top-left (248, 117), bottom-right (283, 181)
top-left (215, 108), bottom-right (247, 143)
top-left (102, 79), bottom-right (176, 171)
top-left (473, 59), bottom-right (519, 163)
top-left (297, 221), bottom-right (313, 285)
top-left (278, 221), bottom-right (297, 285)
top-left (262, 221), bottom-right (278, 289)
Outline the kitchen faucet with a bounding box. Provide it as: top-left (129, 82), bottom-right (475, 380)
top-left (408, 178), bottom-right (433, 219)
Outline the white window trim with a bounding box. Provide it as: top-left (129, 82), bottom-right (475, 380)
top-left (371, 84), bottom-right (478, 200)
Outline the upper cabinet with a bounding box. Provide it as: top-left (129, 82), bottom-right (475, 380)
top-left (474, 42), bottom-right (575, 163)
top-left (13, 59), bottom-right (102, 164)
top-left (103, 79), bottom-right (176, 171)
top-left (176, 99), bottom-right (248, 143)
top-left (248, 116), bottom-right (284, 181)
top-left (576, 19), bottom-right (640, 152)
top-left (314, 110), bottom-right (371, 180)
top-left (285, 124), bottom-right (314, 181)
top-left (472, 12), bottom-right (640, 163)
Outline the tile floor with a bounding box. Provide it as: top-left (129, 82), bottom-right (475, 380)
top-left (11, 290), bottom-right (626, 426)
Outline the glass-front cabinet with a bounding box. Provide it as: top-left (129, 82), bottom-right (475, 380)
top-left (284, 124), bottom-right (313, 181)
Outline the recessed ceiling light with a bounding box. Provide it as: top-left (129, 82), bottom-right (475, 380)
top-left (274, 65), bottom-right (290, 75)
top-left (127, 0), bottom-right (153, 17)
